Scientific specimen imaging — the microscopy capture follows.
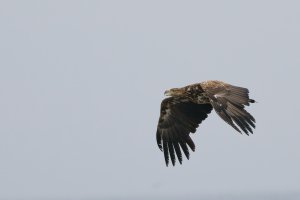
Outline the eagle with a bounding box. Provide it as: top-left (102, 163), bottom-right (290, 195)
top-left (156, 80), bottom-right (256, 166)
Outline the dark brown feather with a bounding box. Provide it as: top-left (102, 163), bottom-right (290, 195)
top-left (156, 80), bottom-right (256, 166)
top-left (156, 97), bottom-right (212, 166)
top-left (201, 82), bottom-right (256, 134)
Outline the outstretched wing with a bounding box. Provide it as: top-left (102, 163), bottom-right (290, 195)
top-left (201, 81), bottom-right (256, 135)
top-left (156, 97), bottom-right (212, 166)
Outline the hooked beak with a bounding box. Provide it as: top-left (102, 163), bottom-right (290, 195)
top-left (164, 90), bottom-right (171, 96)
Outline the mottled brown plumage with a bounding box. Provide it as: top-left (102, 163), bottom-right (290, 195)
top-left (156, 80), bottom-right (256, 166)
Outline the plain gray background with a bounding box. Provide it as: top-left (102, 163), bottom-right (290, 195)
top-left (0, 1), bottom-right (299, 199)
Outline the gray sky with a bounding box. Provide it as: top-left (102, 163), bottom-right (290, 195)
top-left (0, 1), bottom-right (300, 199)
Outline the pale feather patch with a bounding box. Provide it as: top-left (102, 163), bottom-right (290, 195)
top-left (161, 107), bottom-right (171, 121)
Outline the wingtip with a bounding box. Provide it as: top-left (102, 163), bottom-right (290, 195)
top-left (234, 126), bottom-right (242, 134)
top-left (191, 146), bottom-right (196, 152)
top-left (165, 157), bottom-right (169, 167)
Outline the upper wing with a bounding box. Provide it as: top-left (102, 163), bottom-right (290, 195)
top-left (201, 81), bottom-right (256, 135)
top-left (156, 97), bottom-right (212, 166)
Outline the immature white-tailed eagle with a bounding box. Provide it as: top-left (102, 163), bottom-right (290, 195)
top-left (156, 80), bottom-right (256, 166)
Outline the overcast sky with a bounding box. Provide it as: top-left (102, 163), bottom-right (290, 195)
top-left (0, 1), bottom-right (300, 200)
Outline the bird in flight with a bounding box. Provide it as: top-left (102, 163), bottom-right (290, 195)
top-left (156, 80), bottom-right (256, 166)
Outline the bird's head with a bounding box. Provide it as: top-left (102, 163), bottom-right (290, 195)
top-left (164, 88), bottom-right (185, 97)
